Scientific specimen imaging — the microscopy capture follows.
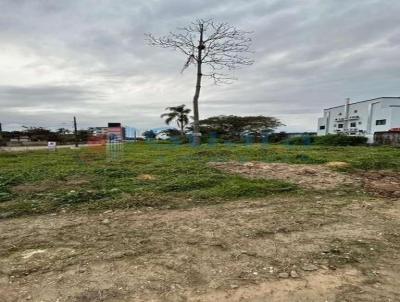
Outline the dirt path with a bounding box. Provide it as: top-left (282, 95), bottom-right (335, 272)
top-left (1, 194), bottom-right (399, 301)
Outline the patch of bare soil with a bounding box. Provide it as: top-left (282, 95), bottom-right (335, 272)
top-left (10, 176), bottom-right (90, 194)
top-left (355, 171), bottom-right (400, 198)
top-left (1, 195), bottom-right (400, 301)
top-left (136, 174), bottom-right (157, 181)
top-left (209, 161), bottom-right (400, 198)
top-left (187, 269), bottom-right (361, 302)
top-left (208, 161), bottom-right (357, 190)
top-left (10, 182), bottom-right (54, 194)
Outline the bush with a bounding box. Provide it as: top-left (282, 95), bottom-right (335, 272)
top-left (285, 135), bottom-right (316, 145)
top-left (0, 138), bottom-right (6, 146)
top-left (268, 132), bottom-right (289, 143)
top-left (281, 134), bottom-right (367, 146)
top-left (314, 134), bottom-right (368, 146)
top-left (0, 175), bottom-right (13, 202)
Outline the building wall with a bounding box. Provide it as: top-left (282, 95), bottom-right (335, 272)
top-left (89, 127), bottom-right (108, 136)
top-left (317, 98), bottom-right (400, 141)
top-left (390, 106), bottom-right (400, 129)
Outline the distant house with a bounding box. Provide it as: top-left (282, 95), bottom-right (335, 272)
top-left (317, 97), bottom-right (400, 143)
top-left (156, 132), bottom-right (170, 140)
top-left (89, 123), bottom-right (126, 141)
top-left (7, 136), bottom-right (47, 147)
top-left (107, 123), bottom-right (125, 141)
top-left (88, 127), bottom-right (108, 137)
top-left (10, 136), bottom-right (31, 143)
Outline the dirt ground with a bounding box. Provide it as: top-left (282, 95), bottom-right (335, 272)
top-left (1, 193), bottom-right (400, 301)
top-left (355, 171), bottom-right (400, 198)
top-left (208, 162), bottom-right (357, 190)
top-left (209, 161), bottom-right (400, 197)
top-left (1, 162), bottom-right (400, 301)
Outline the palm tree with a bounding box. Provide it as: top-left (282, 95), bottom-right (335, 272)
top-left (161, 105), bottom-right (191, 136)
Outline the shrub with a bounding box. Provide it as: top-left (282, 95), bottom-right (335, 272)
top-left (285, 135), bottom-right (316, 145)
top-left (314, 134), bottom-right (367, 146)
top-left (0, 138), bottom-right (6, 146)
top-left (268, 132), bottom-right (289, 143)
top-left (0, 175), bottom-right (14, 202)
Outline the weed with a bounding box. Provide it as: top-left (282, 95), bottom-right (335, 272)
top-left (53, 189), bottom-right (118, 205)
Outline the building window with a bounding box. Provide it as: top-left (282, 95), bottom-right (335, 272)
top-left (338, 124), bottom-right (344, 129)
top-left (319, 125), bottom-right (325, 130)
top-left (338, 113), bottom-right (342, 116)
top-left (350, 122), bottom-right (356, 127)
top-left (354, 110), bottom-right (358, 113)
top-left (376, 119), bottom-right (386, 126)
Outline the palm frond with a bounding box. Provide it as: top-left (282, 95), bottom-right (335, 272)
top-left (161, 104), bottom-right (191, 127)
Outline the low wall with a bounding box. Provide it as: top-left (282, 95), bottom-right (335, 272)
top-left (374, 132), bottom-right (400, 146)
top-left (7, 141), bottom-right (47, 147)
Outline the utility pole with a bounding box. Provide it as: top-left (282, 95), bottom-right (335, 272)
top-left (73, 116), bottom-right (78, 147)
top-left (0, 122), bottom-right (3, 142)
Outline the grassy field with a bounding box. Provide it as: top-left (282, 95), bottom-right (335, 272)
top-left (1, 143), bottom-right (400, 301)
top-left (1, 142), bottom-right (399, 218)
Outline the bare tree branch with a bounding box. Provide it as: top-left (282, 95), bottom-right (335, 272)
top-left (146, 19), bottom-right (254, 81)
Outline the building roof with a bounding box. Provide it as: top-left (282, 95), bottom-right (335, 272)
top-left (324, 97), bottom-right (400, 111)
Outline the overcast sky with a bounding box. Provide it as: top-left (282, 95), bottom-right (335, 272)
top-left (1, 0), bottom-right (399, 132)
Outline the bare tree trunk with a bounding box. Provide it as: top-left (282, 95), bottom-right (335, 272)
top-left (192, 24), bottom-right (203, 145)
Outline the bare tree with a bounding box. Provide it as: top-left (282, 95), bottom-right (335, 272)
top-left (146, 19), bottom-right (254, 145)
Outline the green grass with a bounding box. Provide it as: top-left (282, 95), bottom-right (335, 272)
top-left (0, 143), bottom-right (399, 218)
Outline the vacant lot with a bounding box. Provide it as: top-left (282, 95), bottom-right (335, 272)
top-left (1, 143), bottom-right (400, 301)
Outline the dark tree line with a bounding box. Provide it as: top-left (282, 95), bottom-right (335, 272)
top-left (0, 127), bottom-right (90, 146)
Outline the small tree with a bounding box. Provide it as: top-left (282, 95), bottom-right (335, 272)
top-left (22, 126), bottom-right (54, 141)
top-left (160, 105), bottom-right (191, 137)
top-left (143, 130), bottom-right (156, 139)
top-left (146, 19), bottom-right (254, 145)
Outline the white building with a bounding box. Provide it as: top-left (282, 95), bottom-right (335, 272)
top-left (88, 127), bottom-right (108, 136)
top-left (317, 97), bottom-right (400, 142)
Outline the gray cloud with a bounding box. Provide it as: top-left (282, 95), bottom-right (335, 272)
top-left (0, 85), bottom-right (102, 107)
top-left (0, 0), bottom-right (400, 132)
